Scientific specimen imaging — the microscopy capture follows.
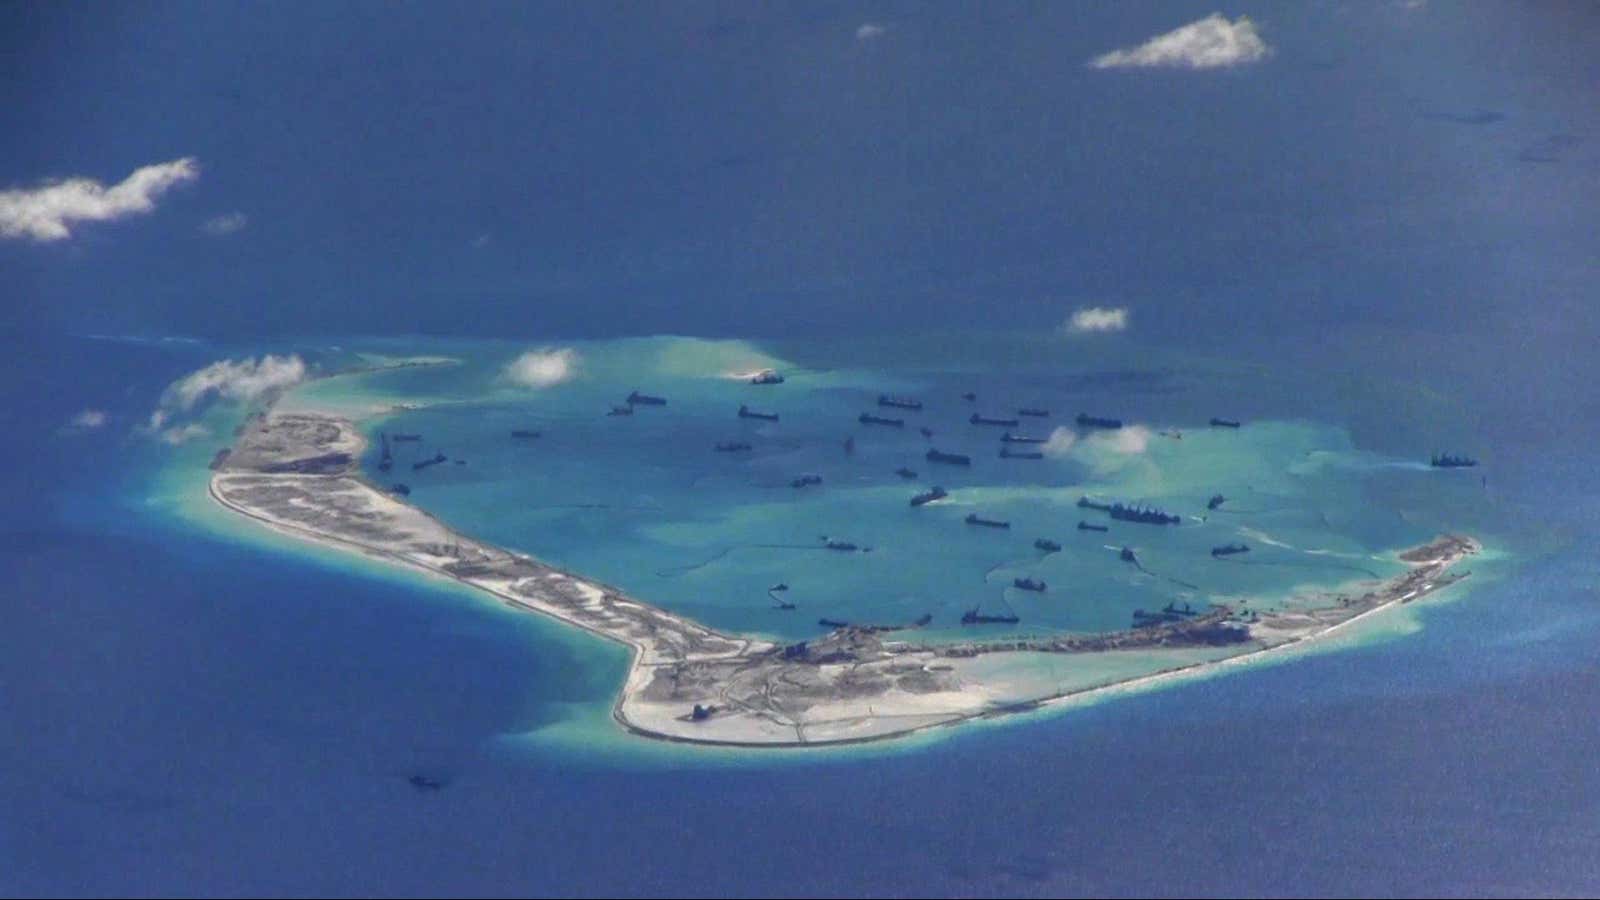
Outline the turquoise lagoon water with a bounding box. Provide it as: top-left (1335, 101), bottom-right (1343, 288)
top-left (285, 334), bottom-right (1495, 647)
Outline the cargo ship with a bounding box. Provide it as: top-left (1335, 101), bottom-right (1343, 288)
top-left (926, 448), bottom-right (972, 466)
top-left (1075, 413), bottom-right (1123, 430)
top-left (910, 486), bottom-right (948, 507)
top-left (823, 539), bottom-right (859, 552)
top-left (738, 404), bottom-right (779, 422)
top-left (1132, 602), bottom-right (1200, 627)
top-left (1034, 538), bottom-right (1062, 552)
top-left (965, 513), bottom-right (1010, 529)
top-left (999, 447), bottom-right (1043, 460)
top-left (1430, 453), bottom-right (1479, 468)
top-left (1210, 417), bottom-right (1241, 429)
top-left (877, 395), bottom-right (922, 411)
top-left (961, 606), bottom-right (1019, 625)
top-left (510, 429), bottom-right (541, 439)
top-left (1012, 577), bottom-right (1047, 592)
top-left (412, 452), bottom-right (448, 471)
top-left (859, 413), bottom-right (905, 427)
top-left (1211, 543), bottom-right (1250, 557)
top-left (1077, 521), bottom-right (1108, 532)
top-left (970, 413), bottom-right (1020, 427)
top-left (627, 390), bottom-right (667, 406)
top-left (749, 370), bottom-right (784, 385)
top-left (1110, 503), bottom-right (1180, 525)
top-left (1017, 408), bottom-right (1050, 418)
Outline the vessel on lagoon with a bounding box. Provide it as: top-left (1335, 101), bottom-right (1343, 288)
top-left (1076, 413), bottom-right (1123, 430)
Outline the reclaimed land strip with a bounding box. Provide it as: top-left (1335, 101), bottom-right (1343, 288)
top-left (210, 409), bottom-right (1479, 748)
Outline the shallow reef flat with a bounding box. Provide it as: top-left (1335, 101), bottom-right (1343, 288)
top-left (211, 409), bottom-right (1477, 747)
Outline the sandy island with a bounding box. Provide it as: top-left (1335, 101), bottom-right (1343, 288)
top-left (208, 408), bottom-right (1479, 747)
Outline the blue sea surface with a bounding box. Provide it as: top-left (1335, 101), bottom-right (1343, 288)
top-left (5, 330), bottom-right (1599, 897)
top-left (4, 1), bottom-right (1598, 894)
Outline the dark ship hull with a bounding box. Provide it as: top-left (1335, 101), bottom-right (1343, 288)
top-left (1075, 414), bottom-right (1123, 430)
top-left (926, 449), bottom-right (971, 466)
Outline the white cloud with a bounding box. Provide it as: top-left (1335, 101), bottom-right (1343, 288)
top-left (1087, 424), bottom-right (1152, 454)
top-left (160, 423), bottom-right (212, 445)
top-left (201, 211), bottom-right (247, 236)
top-left (855, 22), bottom-right (887, 41)
top-left (1089, 14), bottom-right (1270, 70)
top-left (145, 354), bottom-right (307, 442)
top-left (0, 157), bottom-right (200, 241)
top-left (68, 409), bottom-right (108, 430)
top-left (1042, 427), bottom-right (1079, 458)
top-left (161, 354), bottom-right (307, 413)
top-left (503, 347), bottom-right (579, 388)
top-left (1064, 306), bottom-right (1129, 334)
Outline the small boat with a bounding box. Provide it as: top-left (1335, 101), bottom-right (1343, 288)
top-left (606, 404), bottom-right (634, 416)
top-left (878, 395), bottom-right (922, 411)
top-left (1119, 546), bottom-right (1138, 564)
top-left (1012, 577), bottom-right (1046, 593)
top-left (750, 370), bottom-right (784, 385)
top-left (910, 486), bottom-right (948, 507)
top-left (818, 618), bottom-right (850, 629)
top-left (961, 392), bottom-right (977, 402)
top-left (1077, 521), bottom-right (1108, 532)
top-left (1000, 432), bottom-right (1045, 444)
top-left (965, 513), bottom-right (1010, 529)
top-left (1018, 408), bottom-right (1050, 418)
top-left (791, 474), bottom-right (822, 488)
top-left (627, 390), bottom-right (667, 406)
top-left (823, 539), bottom-right (859, 551)
top-left (389, 483), bottom-right (411, 496)
top-left (1208, 494), bottom-right (1226, 510)
top-left (1209, 417), bottom-right (1242, 429)
top-left (738, 404), bottom-right (779, 422)
top-left (970, 413), bottom-right (1020, 427)
top-left (408, 775), bottom-right (444, 791)
top-left (1211, 543), bottom-right (1251, 557)
top-left (1035, 538), bottom-right (1062, 552)
top-left (919, 426), bottom-right (934, 439)
top-left (859, 413), bottom-right (904, 427)
top-left (714, 441), bottom-right (752, 452)
top-left (510, 429), bottom-right (542, 439)
top-left (894, 467), bottom-right (919, 480)
top-left (1430, 453), bottom-right (1479, 468)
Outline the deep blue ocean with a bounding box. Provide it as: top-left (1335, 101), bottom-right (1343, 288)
top-left (4, 328), bottom-right (1599, 898)
top-left (5, 1), bottom-right (1599, 895)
